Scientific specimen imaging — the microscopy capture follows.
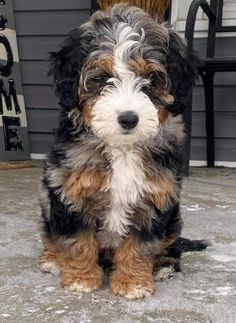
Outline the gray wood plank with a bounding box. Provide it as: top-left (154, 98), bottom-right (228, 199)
top-left (29, 133), bottom-right (54, 154)
top-left (191, 111), bottom-right (236, 138)
top-left (214, 139), bottom-right (236, 162)
top-left (20, 61), bottom-right (51, 85)
top-left (23, 85), bottom-right (59, 109)
top-left (194, 37), bottom-right (236, 57)
top-left (195, 72), bottom-right (236, 86)
top-left (190, 138), bottom-right (206, 160)
top-left (14, 10), bottom-right (90, 36)
top-left (26, 109), bottom-right (59, 133)
top-left (13, 0), bottom-right (91, 11)
top-left (17, 36), bottom-right (66, 61)
top-left (194, 37), bottom-right (236, 85)
top-left (192, 85), bottom-right (236, 112)
top-left (191, 138), bottom-right (236, 161)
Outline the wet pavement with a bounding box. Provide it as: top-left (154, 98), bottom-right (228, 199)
top-left (0, 165), bottom-right (236, 323)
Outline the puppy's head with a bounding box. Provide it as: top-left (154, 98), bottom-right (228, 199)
top-left (50, 4), bottom-right (196, 145)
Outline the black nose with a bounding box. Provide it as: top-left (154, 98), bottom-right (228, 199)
top-left (118, 111), bottom-right (139, 129)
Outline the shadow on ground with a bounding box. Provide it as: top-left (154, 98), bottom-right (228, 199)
top-left (0, 166), bottom-right (236, 323)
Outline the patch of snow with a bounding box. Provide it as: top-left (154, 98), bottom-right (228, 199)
top-left (214, 286), bottom-right (232, 296)
top-left (27, 309), bottom-right (38, 313)
top-left (209, 242), bottom-right (236, 263)
top-left (187, 289), bottom-right (206, 294)
top-left (55, 310), bottom-right (65, 314)
top-left (186, 204), bottom-right (205, 211)
top-left (45, 286), bottom-right (56, 292)
top-left (211, 254), bottom-right (236, 263)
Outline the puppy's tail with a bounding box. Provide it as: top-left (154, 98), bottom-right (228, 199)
top-left (173, 237), bottom-right (210, 252)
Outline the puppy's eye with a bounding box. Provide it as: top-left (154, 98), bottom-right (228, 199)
top-left (143, 72), bottom-right (166, 91)
top-left (100, 74), bottom-right (111, 85)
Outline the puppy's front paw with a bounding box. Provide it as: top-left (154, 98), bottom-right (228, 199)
top-left (39, 260), bottom-right (60, 275)
top-left (61, 265), bottom-right (104, 293)
top-left (110, 274), bottom-right (155, 299)
top-left (63, 280), bottom-right (98, 293)
top-left (154, 266), bottom-right (175, 281)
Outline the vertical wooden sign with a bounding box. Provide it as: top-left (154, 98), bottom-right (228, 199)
top-left (0, 0), bottom-right (30, 161)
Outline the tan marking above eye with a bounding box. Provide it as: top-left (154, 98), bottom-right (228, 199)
top-left (85, 56), bottom-right (115, 76)
top-left (158, 107), bottom-right (170, 124)
top-left (129, 58), bottom-right (166, 77)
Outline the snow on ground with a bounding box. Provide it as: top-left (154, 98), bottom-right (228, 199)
top-left (0, 166), bottom-right (236, 323)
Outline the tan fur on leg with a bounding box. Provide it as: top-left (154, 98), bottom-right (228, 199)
top-left (39, 236), bottom-right (60, 274)
top-left (110, 236), bottom-right (155, 299)
top-left (59, 232), bottom-right (103, 293)
top-left (153, 235), bottom-right (179, 269)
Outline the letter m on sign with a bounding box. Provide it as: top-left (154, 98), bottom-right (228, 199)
top-left (0, 79), bottom-right (21, 114)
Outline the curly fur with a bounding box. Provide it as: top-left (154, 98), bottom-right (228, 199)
top-left (39, 4), bottom-right (206, 299)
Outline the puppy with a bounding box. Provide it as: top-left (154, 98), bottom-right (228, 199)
top-left (39, 4), bottom-right (203, 299)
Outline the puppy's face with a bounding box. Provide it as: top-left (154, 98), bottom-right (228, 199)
top-left (79, 25), bottom-right (174, 145)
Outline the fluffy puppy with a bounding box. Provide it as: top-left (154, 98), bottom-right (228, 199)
top-left (39, 4), bottom-right (204, 299)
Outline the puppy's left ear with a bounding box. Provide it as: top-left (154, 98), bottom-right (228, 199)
top-left (48, 29), bottom-right (89, 110)
top-left (167, 30), bottom-right (198, 116)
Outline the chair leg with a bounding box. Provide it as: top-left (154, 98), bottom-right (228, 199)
top-left (204, 72), bottom-right (215, 167)
top-left (200, 70), bottom-right (215, 167)
top-left (182, 93), bottom-right (193, 176)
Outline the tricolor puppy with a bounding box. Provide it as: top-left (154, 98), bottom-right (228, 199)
top-left (39, 4), bottom-right (206, 299)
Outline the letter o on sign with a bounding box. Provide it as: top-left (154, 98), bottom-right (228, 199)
top-left (0, 34), bottom-right (14, 77)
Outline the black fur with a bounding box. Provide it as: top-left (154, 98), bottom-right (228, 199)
top-left (40, 5), bottom-right (208, 284)
top-left (167, 32), bottom-right (198, 116)
top-left (172, 237), bottom-right (210, 252)
top-left (42, 182), bottom-right (88, 238)
top-left (48, 29), bottom-right (88, 110)
top-left (139, 204), bottom-right (182, 242)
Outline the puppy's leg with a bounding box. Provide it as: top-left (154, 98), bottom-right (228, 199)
top-left (110, 236), bottom-right (155, 299)
top-left (153, 236), bottom-right (182, 281)
top-left (154, 256), bottom-right (179, 281)
top-left (39, 235), bottom-right (60, 275)
top-left (59, 231), bottom-right (103, 293)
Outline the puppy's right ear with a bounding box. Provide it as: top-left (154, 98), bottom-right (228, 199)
top-left (48, 29), bottom-right (88, 110)
top-left (167, 30), bottom-right (198, 116)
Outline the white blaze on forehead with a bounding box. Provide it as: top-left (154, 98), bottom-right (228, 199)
top-left (113, 22), bottom-right (144, 76)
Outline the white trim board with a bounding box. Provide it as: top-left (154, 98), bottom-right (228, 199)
top-left (31, 153), bottom-right (46, 160)
top-left (30, 154), bottom-right (236, 168)
top-left (190, 160), bottom-right (236, 167)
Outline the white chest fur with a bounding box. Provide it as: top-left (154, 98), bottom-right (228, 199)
top-left (102, 148), bottom-right (147, 236)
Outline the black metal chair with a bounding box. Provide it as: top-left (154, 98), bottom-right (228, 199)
top-left (185, 0), bottom-right (236, 167)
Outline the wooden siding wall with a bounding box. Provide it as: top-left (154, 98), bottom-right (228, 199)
top-left (12, 0), bottom-right (91, 154)
top-left (192, 37), bottom-right (236, 162)
top-left (13, 1), bottom-right (236, 162)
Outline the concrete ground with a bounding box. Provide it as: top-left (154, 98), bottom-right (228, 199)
top-left (0, 165), bottom-right (236, 323)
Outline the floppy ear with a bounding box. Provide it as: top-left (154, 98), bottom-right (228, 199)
top-left (48, 29), bottom-right (88, 110)
top-left (167, 30), bottom-right (198, 116)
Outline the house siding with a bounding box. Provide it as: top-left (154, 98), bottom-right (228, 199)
top-left (12, 0), bottom-right (91, 154)
top-left (192, 37), bottom-right (236, 162)
top-left (12, 1), bottom-right (236, 162)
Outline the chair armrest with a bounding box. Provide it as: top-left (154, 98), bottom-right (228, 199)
top-left (185, 0), bottom-right (216, 53)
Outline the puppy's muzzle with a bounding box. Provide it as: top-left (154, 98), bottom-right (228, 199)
top-left (118, 111), bottom-right (139, 130)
